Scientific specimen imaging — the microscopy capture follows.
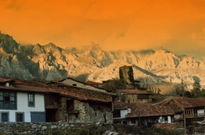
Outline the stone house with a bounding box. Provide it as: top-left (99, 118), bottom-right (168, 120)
top-left (113, 102), bottom-right (174, 127)
top-left (157, 97), bottom-right (205, 125)
top-left (0, 77), bottom-right (49, 122)
top-left (46, 78), bottom-right (114, 123)
top-left (116, 89), bottom-right (152, 103)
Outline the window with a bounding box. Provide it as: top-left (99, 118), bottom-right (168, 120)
top-left (28, 93), bottom-right (35, 107)
top-left (31, 112), bottom-right (45, 122)
top-left (0, 91), bottom-right (17, 110)
top-left (1, 112), bottom-right (9, 122)
top-left (113, 110), bottom-right (121, 118)
top-left (16, 112), bottom-right (24, 122)
top-left (4, 93), bottom-right (10, 103)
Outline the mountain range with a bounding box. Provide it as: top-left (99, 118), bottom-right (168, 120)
top-left (0, 32), bottom-right (205, 90)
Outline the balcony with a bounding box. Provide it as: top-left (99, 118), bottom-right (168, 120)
top-left (0, 103), bottom-right (17, 110)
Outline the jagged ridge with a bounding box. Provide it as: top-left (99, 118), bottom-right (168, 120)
top-left (0, 32), bottom-right (205, 90)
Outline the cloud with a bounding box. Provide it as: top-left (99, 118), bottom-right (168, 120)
top-left (6, 0), bottom-right (21, 10)
top-left (0, 0), bottom-right (23, 11)
top-left (0, 0), bottom-right (205, 57)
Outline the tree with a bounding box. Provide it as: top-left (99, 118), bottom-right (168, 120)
top-left (175, 80), bottom-right (192, 97)
top-left (191, 80), bottom-right (201, 97)
top-left (201, 89), bottom-right (205, 97)
top-left (176, 84), bottom-right (183, 96)
top-left (101, 79), bottom-right (126, 92)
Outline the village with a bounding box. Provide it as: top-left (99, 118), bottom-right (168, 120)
top-left (0, 65), bottom-right (205, 134)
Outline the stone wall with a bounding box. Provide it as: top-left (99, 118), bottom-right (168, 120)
top-left (53, 97), bottom-right (113, 124)
top-left (119, 66), bottom-right (134, 85)
top-left (74, 100), bottom-right (113, 124)
top-left (56, 97), bottom-right (68, 121)
top-left (0, 122), bottom-right (111, 135)
top-left (1, 122), bottom-right (205, 135)
top-left (0, 122), bottom-right (67, 135)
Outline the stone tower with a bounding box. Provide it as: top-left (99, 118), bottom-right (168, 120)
top-left (119, 65), bottom-right (134, 85)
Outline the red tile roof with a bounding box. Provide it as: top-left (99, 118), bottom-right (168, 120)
top-left (126, 103), bottom-right (175, 118)
top-left (54, 85), bottom-right (113, 102)
top-left (51, 77), bottom-right (113, 95)
top-left (0, 77), bottom-right (56, 93)
top-left (157, 97), bottom-right (205, 113)
top-left (86, 81), bottom-right (101, 85)
top-left (0, 77), bottom-right (113, 103)
top-left (0, 77), bottom-right (14, 83)
top-left (114, 102), bottom-right (130, 109)
top-left (114, 102), bottom-right (174, 118)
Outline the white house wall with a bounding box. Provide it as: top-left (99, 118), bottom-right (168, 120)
top-left (168, 116), bottom-right (171, 123)
top-left (120, 109), bottom-right (130, 118)
top-left (197, 109), bottom-right (205, 116)
top-left (0, 92), bottom-right (45, 122)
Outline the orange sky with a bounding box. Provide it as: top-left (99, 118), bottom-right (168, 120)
top-left (0, 0), bottom-right (205, 57)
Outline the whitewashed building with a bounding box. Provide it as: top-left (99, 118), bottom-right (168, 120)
top-left (0, 77), bottom-right (48, 122)
top-left (0, 76), bottom-right (114, 123)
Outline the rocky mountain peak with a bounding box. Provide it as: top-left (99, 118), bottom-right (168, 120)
top-left (0, 32), bottom-right (205, 91)
top-left (0, 33), bottom-right (18, 54)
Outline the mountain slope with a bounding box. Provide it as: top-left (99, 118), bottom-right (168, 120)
top-left (0, 32), bottom-right (205, 89)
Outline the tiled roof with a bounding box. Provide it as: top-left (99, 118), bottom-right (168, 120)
top-left (52, 84), bottom-right (113, 102)
top-left (86, 81), bottom-right (101, 85)
top-left (157, 97), bottom-right (205, 113)
top-left (0, 77), bottom-right (14, 83)
top-left (114, 102), bottom-right (130, 109)
top-left (116, 89), bottom-right (151, 95)
top-left (114, 101), bottom-right (174, 118)
top-left (53, 77), bottom-right (113, 95)
top-left (0, 77), bottom-right (55, 93)
top-left (0, 77), bottom-right (113, 103)
top-left (126, 103), bottom-right (175, 118)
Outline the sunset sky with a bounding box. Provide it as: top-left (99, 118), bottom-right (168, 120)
top-left (0, 0), bottom-right (205, 57)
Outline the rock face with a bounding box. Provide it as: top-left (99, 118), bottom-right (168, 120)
top-left (0, 32), bottom-right (205, 89)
